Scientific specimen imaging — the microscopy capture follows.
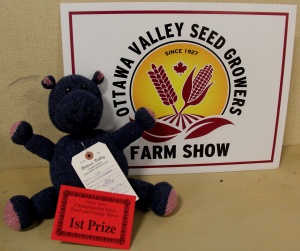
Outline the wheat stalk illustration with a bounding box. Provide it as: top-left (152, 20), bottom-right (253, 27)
top-left (179, 65), bottom-right (214, 114)
top-left (148, 64), bottom-right (179, 114)
top-left (144, 63), bottom-right (232, 142)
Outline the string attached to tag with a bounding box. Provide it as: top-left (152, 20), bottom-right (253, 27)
top-left (81, 142), bottom-right (94, 160)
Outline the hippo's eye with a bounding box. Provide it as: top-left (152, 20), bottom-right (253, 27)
top-left (65, 88), bottom-right (71, 93)
top-left (81, 85), bottom-right (88, 90)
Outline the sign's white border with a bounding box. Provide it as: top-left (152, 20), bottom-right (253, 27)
top-left (60, 3), bottom-right (296, 174)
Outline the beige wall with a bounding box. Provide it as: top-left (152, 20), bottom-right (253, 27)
top-left (0, 0), bottom-right (298, 170)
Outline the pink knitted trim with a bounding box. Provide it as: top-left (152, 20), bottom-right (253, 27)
top-left (164, 188), bottom-right (178, 216)
top-left (42, 76), bottom-right (52, 87)
top-left (95, 70), bottom-right (104, 82)
top-left (10, 121), bottom-right (21, 138)
top-left (3, 201), bottom-right (21, 231)
top-left (145, 108), bottom-right (157, 122)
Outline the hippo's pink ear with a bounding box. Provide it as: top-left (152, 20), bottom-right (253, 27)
top-left (41, 75), bottom-right (56, 89)
top-left (92, 70), bottom-right (104, 85)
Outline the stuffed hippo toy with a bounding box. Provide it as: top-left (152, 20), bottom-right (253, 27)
top-left (4, 71), bottom-right (178, 231)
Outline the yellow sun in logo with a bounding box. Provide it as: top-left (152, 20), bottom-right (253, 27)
top-left (131, 42), bottom-right (229, 118)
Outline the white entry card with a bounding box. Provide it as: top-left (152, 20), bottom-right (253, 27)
top-left (72, 142), bottom-right (139, 201)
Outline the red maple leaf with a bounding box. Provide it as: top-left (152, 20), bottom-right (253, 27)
top-left (174, 61), bottom-right (187, 76)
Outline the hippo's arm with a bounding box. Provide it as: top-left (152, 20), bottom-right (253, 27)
top-left (10, 121), bottom-right (55, 162)
top-left (111, 107), bottom-right (156, 150)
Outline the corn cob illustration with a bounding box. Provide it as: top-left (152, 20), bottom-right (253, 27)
top-left (179, 65), bottom-right (214, 114)
top-left (148, 64), bottom-right (178, 114)
top-left (143, 63), bottom-right (233, 142)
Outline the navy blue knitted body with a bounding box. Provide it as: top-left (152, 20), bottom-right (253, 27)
top-left (4, 72), bottom-right (178, 231)
top-left (50, 130), bottom-right (130, 189)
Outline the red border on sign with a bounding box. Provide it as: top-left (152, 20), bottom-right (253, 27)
top-left (68, 10), bottom-right (289, 168)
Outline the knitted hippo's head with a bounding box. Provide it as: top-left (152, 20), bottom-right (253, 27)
top-left (42, 71), bottom-right (104, 134)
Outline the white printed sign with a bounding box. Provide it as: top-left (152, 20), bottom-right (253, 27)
top-left (60, 3), bottom-right (297, 174)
